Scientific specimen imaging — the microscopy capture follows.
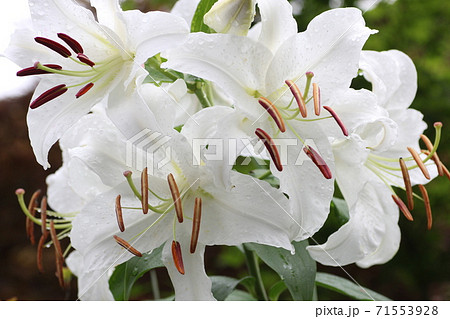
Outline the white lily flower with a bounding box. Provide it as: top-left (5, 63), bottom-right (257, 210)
top-left (164, 6), bottom-right (374, 240)
top-left (307, 50), bottom-right (441, 268)
top-left (4, 0), bottom-right (189, 168)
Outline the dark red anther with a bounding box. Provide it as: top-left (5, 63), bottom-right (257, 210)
top-left (30, 84), bottom-right (68, 109)
top-left (34, 37), bottom-right (71, 58)
top-left (57, 33), bottom-right (84, 54)
top-left (255, 128), bottom-right (283, 171)
top-left (77, 53), bottom-right (95, 67)
top-left (75, 82), bottom-right (94, 98)
top-left (303, 146), bottom-right (332, 179)
top-left (171, 241), bottom-right (185, 275)
top-left (17, 64), bottom-right (62, 76)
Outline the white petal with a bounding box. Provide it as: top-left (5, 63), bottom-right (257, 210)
top-left (266, 8), bottom-right (375, 98)
top-left (256, 0), bottom-right (298, 53)
top-left (171, 0), bottom-right (201, 26)
top-left (204, 0), bottom-right (256, 36)
top-left (90, 0), bottom-right (126, 37)
top-left (162, 240), bottom-right (215, 300)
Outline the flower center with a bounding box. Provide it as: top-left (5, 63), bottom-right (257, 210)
top-left (17, 33), bottom-right (129, 108)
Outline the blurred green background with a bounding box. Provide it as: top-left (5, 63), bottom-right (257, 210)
top-left (0, 0), bottom-right (448, 300)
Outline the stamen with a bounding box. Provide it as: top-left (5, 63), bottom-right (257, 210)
top-left (418, 185), bottom-right (432, 230)
top-left (190, 198), bottom-right (202, 254)
top-left (113, 235), bottom-right (143, 257)
top-left (115, 195), bottom-right (125, 232)
top-left (399, 158), bottom-right (414, 210)
top-left (57, 33), bottom-right (84, 54)
top-left (255, 128), bottom-right (283, 171)
top-left (420, 134), bottom-right (444, 176)
top-left (34, 37), bottom-right (71, 58)
top-left (141, 168), bottom-right (149, 214)
top-left (442, 164), bottom-right (450, 181)
top-left (407, 147), bottom-right (430, 180)
top-left (322, 105), bottom-right (348, 136)
top-left (40, 196), bottom-right (48, 236)
top-left (30, 84), bottom-right (68, 109)
top-left (171, 241), bottom-right (185, 275)
top-left (285, 80), bottom-right (307, 117)
top-left (313, 83), bottom-right (321, 116)
top-left (50, 220), bottom-right (65, 288)
top-left (37, 232), bottom-right (48, 273)
top-left (77, 53), bottom-right (95, 67)
top-left (303, 146), bottom-right (332, 179)
top-left (26, 189), bottom-right (41, 245)
top-left (392, 195), bottom-right (413, 221)
top-left (168, 173), bottom-right (183, 223)
top-left (75, 82), bottom-right (94, 98)
top-left (258, 97), bottom-right (286, 132)
top-left (17, 64), bottom-right (62, 76)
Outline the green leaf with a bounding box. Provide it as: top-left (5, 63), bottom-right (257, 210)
top-left (211, 276), bottom-right (253, 301)
top-left (109, 245), bottom-right (164, 301)
top-left (268, 281), bottom-right (288, 301)
top-left (225, 290), bottom-right (257, 301)
top-left (143, 55), bottom-right (182, 85)
top-left (246, 240), bottom-right (317, 300)
top-left (315, 272), bottom-right (391, 301)
top-left (191, 0), bottom-right (219, 33)
top-left (332, 197), bottom-right (350, 224)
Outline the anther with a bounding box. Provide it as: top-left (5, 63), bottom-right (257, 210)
top-left (190, 198), bottom-right (202, 254)
top-left (141, 168), bottom-right (149, 214)
top-left (407, 147), bottom-right (430, 180)
top-left (285, 80), bottom-right (307, 117)
top-left (255, 128), bottom-right (283, 171)
top-left (420, 134), bottom-right (444, 176)
top-left (37, 232), bottom-right (48, 273)
top-left (30, 84), bottom-right (68, 109)
top-left (17, 64), bottom-right (62, 76)
top-left (34, 37), bottom-right (71, 58)
top-left (392, 195), bottom-right (413, 221)
top-left (40, 196), bottom-right (48, 236)
top-left (57, 33), bottom-right (84, 54)
top-left (258, 97), bottom-right (286, 132)
top-left (77, 53), bottom-right (95, 67)
top-left (313, 83), bottom-right (321, 116)
top-left (322, 105), bottom-right (348, 136)
top-left (26, 189), bottom-right (41, 245)
top-left (171, 241), bottom-right (185, 275)
top-left (75, 82), bottom-right (94, 98)
top-left (113, 235), bottom-right (143, 257)
top-left (115, 195), bottom-right (125, 232)
top-left (418, 185), bottom-right (432, 230)
top-left (443, 164), bottom-right (450, 181)
top-left (399, 158), bottom-right (414, 210)
top-left (168, 173), bottom-right (183, 223)
top-left (303, 146), bottom-right (332, 179)
top-left (50, 220), bottom-right (65, 288)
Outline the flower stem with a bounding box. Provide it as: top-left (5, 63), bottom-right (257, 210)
top-left (150, 269), bottom-right (160, 300)
top-left (243, 244), bottom-right (268, 301)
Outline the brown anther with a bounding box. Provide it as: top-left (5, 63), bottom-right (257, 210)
top-left (113, 235), bottom-right (143, 257)
top-left (49, 220), bottom-right (64, 260)
top-left (37, 232), bottom-right (48, 273)
top-left (258, 97), bottom-right (286, 132)
top-left (303, 146), bottom-right (332, 179)
top-left (40, 196), bottom-right (48, 236)
top-left (255, 128), bottom-right (283, 171)
top-left (190, 198), bottom-right (202, 254)
top-left (399, 158), bottom-right (414, 210)
top-left (322, 105), bottom-right (348, 136)
top-left (30, 84), bottom-right (68, 109)
top-left (26, 189), bottom-right (41, 245)
top-left (418, 185), bottom-right (432, 230)
top-left (171, 241), bottom-right (185, 275)
top-left (285, 80), bottom-right (307, 117)
top-left (442, 164), bottom-right (450, 181)
top-left (57, 33), bottom-right (84, 54)
top-left (168, 173), bottom-right (183, 223)
top-left (75, 82), bottom-right (94, 98)
top-left (50, 220), bottom-right (65, 288)
top-left (313, 83), bottom-right (321, 116)
top-left (392, 195), bottom-right (413, 221)
top-left (34, 37), bottom-right (71, 58)
top-left (141, 168), bottom-right (149, 214)
top-left (407, 147), bottom-right (430, 180)
top-left (17, 64), bottom-right (62, 76)
top-left (420, 134), bottom-right (444, 176)
top-left (115, 195), bottom-right (125, 232)
top-left (77, 53), bottom-right (95, 67)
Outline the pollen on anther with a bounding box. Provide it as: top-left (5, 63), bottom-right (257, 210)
top-left (115, 195), bottom-right (125, 232)
top-left (75, 83), bottom-right (94, 98)
top-left (57, 33), bottom-right (84, 54)
top-left (313, 83), bottom-right (321, 116)
top-left (168, 173), bottom-right (183, 223)
top-left (420, 134), bottom-right (444, 176)
top-left (172, 241), bottom-right (185, 275)
top-left (255, 128), bottom-right (283, 171)
top-left (303, 146), bottom-right (332, 179)
top-left (285, 80), bottom-right (307, 118)
top-left (392, 195), bottom-right (413, 221)
top-left (30, 84), bottom-right (68, 109)
top-left (17, 64), bottom-right (62, 76)
top-left (113, 235), bottom-right (143, 257)
top-left (190, 198), bottom-right (202, 254)
top-left (399, 158), bottom-right (414, 210)
top-left (258, 97), bottom-right (286, 132)
top-left (141, 168), bottom-right (149, 214)
top-left (322, 106), bottom-right (348, 136)
top-left (34, 37), bottom-right (71, 58)
top-left (407, 147), bottom-right (431, 180)
top-left (418, 185), bottom-right (432, 230)
top-left (26, 189), bottom-right (41, 245)
top-left (77, 53), bottom-right (95, 67)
